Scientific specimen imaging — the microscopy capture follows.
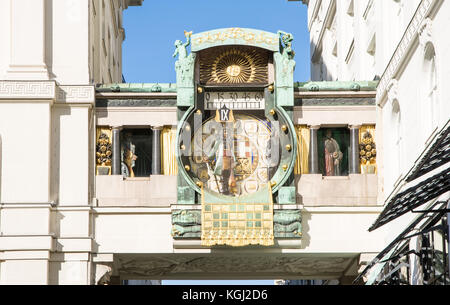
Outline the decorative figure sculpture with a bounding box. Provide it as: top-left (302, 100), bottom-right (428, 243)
top-left (274, 30), bottom-right (296, 106)
top-left (173, 30), bottom-right (196, 107)
top-left (277, 30), bottom-right (295, 60)
top-left (324, 130), bottom-right (343, 176)
top-left (203, 122), bottom-right (237, 196)
top-left (172, 31), bottom-right (192, 60)
top-left (121, 132), bottom-right (137, 178)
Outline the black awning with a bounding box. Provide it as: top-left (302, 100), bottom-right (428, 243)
top-left (406, 122), bottom-right (450, 182)
top-left (369, 169), bottom-right (450, 232)
top-left (355, 200), bottom-right (449, 284)
top-left (369, 121), bottom-right (450, 232)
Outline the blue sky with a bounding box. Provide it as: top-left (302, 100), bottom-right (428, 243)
top-left (122, 0), bottom-right (310, 83)
top-left (122, 0), bottom-right (309, 285)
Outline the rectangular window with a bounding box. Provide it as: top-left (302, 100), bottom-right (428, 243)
top-left (121, 129), bottom-right (152, 177)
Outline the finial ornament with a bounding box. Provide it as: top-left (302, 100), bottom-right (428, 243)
top-left (277, 30), bottom-right (295, 60)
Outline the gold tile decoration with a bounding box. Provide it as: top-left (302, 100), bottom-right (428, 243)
top-left (201, 184), bottom-right (274, 247)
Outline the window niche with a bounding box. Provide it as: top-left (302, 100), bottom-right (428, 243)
top-left (120, 128), bottom-right (152, 178)
top-left (317, 128), bottom-right (350, 177)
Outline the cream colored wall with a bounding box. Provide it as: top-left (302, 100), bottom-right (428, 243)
top-left (95, 175), bottom-right (177, 207)
top-left (96, 106), bottom-right (177, 127)
top-left (307, 0), bottom-right (424, 82)
top-left (0, 1), bottom-right (10, 80)
top-left (0, 0), bottom-right (139, 284)
top-left (51, 105), bottom-right (92, 205)
top-left (92, 207), bottom-right (386, 254)
top-left (374, 0), bottom-right (450, 248)
top-left (293, 105), bottom-right (376, 126)
top-left (51, 0), bottom-right (90, 84)
top-left (0, 83), bottom-right (96, 285)
top-left (94, 210), bottom-right (173, 253)
top-left (302, 0), bottom-right (450, 282)
top-left (0, 0), bottom-right (130, 84)
top-left (0, 102), bottom-right (51, 203)
top-left (379, 0), bottom-right (450, 199)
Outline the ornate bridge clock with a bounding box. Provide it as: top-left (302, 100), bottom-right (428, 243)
top-left (172, 28), bottom-right (301, 246)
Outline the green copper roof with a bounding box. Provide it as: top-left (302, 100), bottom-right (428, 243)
top-left (96, 81), bottom-right (378, 93)
top-left (295, 81), bottom-right (378, 92)
top-left (96, 83), bottom-right (177, 93)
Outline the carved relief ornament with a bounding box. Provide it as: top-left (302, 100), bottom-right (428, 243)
top-left (386, 79), bottom-right (399, 107)
top-left (418, 17), bottom-right (433, 48)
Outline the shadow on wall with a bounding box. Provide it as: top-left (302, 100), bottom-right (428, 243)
top-left (50, 107), bottom-right (72, 204)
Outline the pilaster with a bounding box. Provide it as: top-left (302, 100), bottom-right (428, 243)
top-left (151, 126), bottom-right (163, 175)
top-left (111, 127), bottom-right (122, 175)
top-left (308, 125), bottom-right (320, 174)
top-left (6, 0), bottom-right (49, 80)
top-left (349, 125), bottom-right (362, 174)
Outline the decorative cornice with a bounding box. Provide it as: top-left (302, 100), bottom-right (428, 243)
top-left (118, 255), bottom-right (351, 278)
top-left (295, 81), bottom-right (378, 92)
top-left (96, 83), bottom-right (177, 93)
top-left (295, 97), bottom-right (375, 106)
top-left (191, 28), bottom-right (280, 53)
top-left (377, 0), bottom-right (440, 103)
top-left (0, 81), bottom-right (56, 100)
top-left (95, 99), bottom-right (176, 107)
top-left (56, 85), bottom-right (95, 104)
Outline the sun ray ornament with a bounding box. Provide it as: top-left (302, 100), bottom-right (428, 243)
top-left (200, 46), bottom-right (268, 85)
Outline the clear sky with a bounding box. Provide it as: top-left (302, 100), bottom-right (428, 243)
top-left (122, 0), bottom-right (309, 286)
top-left (122, 0), bottom-right (310, 84)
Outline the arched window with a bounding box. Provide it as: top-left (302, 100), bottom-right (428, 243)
top-left (392, 99), bottom-right (402, 177)
top-left (423, 43), bottom-right (438, 138)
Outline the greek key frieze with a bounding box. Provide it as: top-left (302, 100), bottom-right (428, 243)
top-left (0, 81), bottom-right (56, 99)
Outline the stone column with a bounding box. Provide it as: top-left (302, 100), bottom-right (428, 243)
top-left (308, 125), bottom-right (320, 174)
top-left (349, 125), bottom-right (361, 174)
top-left (151, 126), bottom-right (163, 175)
top-left (111, 127), bottom-right (121, 175)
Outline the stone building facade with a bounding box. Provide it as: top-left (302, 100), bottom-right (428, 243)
top-left (299, 0), bottom-right (450, 284)
top-left (0, 0), bottom-right (447, 285)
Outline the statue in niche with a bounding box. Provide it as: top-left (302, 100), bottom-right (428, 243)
top-left (173, 31), bottom-right (195, 87)
top-left (324, 130), bottom-right (343, 176)
top-left (121, 132), bottom-right (138, 178)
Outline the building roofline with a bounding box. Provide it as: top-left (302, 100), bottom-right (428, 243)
top-left (96, 81), bottom-right (378, 94)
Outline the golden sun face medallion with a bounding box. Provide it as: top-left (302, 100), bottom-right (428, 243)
top-left (226, 65), bottom-right (241, 77)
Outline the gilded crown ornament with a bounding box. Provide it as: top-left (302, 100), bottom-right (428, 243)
top-left (96, 133), bottom-right (112, 166)
top-left (359, 132), bottom-right (377, 164)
